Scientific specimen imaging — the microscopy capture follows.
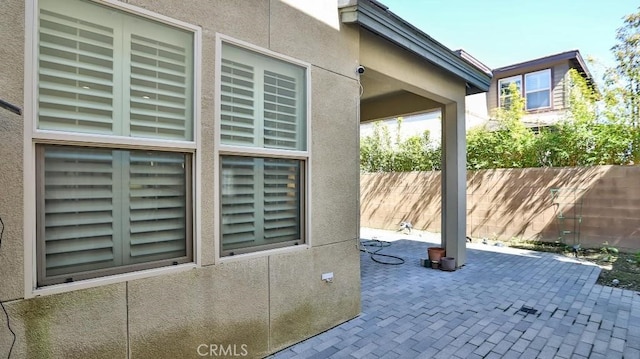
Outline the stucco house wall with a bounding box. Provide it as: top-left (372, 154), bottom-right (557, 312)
top-left (0, 1), bottom-right (361, 357)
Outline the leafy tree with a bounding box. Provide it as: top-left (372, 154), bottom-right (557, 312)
top-left (604, 7), bottom-right (640, 162)
top-left (534, 69), bottom-right (633, 167)
top-left (360, 119), bottom-right (441, 172)
top-left (360, 120), bottom-right (393, 172)
top-left (395, 130), bottom-right (441, 171)
top-left (467, 83), bottom-right (537, 169)
top-left (610, 7), bottom-right (640, 128)
top-left (544, 69), bottom-right (600, 166)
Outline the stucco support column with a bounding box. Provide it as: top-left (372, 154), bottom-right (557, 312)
top-left (441, 100), bottom-right (466, 267)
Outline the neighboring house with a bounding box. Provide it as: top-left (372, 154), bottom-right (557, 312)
top-left (487, 50), bottom-right (596, 129)
top-left (359, 50), bottom-right (595, 149)
top-left (0, 0), bottom-right (489, 358)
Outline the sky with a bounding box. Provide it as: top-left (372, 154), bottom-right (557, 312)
top-left (378, 0), bottom-right (638, 76)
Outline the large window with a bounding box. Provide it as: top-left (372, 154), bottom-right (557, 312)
top-left (498, 69), bottom-right (552, 111)
top-left (31, 0), bottom-right (198, 287)
top-left (524, 69), bottom-right (551, 110)
top-left (218, 40), bottom-right (309, 256)
top-left (37, 146), bottom-right (192, 285)
top-left (498, 75), bottom-right (522, 109)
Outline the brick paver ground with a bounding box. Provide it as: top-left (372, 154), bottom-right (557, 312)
top-left (269, 229), bottom-right (640, 359)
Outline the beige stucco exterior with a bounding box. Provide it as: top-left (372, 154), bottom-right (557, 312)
top-left (1, 1), bottom-right (361, 357)
top-left (0, 0), bottom-right (487, 357)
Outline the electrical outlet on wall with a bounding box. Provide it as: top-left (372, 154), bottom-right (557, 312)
top-left (321, 272), bottom-right (334, 282)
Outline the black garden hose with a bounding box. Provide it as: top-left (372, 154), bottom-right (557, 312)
top-left (359, 239), bottom-right (405, 265)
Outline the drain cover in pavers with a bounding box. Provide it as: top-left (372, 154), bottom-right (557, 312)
top-left (518, 306), bottom-right (538, 315)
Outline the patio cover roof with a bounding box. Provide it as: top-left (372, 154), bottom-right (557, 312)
top-left (339, 0), bottom-right (491, 96)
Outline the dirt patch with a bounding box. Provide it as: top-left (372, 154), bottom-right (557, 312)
top-left (594, 252), bottom-right (640, 291)
top-left (495, 239), bottom-right (640, 292)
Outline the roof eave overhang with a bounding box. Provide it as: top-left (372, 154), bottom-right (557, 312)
top-left (340, 1), bottom-right (491, 96)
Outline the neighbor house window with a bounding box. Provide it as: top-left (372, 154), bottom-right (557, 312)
top-left (33, 0), bottom-right (198, 286)
top-left (498, 75), bottom-right (522, 109)
top-left (218, 40), bottom-right (309, 256)
top-left (524, 69), bottom-right (551, 110)
top-left (498, 69), bottom-right (552, 111)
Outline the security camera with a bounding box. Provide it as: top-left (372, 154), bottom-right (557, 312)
top-left (356, 65), bottom-right (365, 74)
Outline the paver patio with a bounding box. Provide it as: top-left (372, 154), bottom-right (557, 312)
top-left (269, 229), bottom-right (640, 359)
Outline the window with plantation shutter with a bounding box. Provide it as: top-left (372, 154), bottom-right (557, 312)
top-left (129, 33), bottom-right (193, 140)
top-left (32, 0), bottom-right (198, 288)
top-left (263, 71), bottom-right (301, 150)
top-left (220, 58), bottom-right (256, 146)
top-left (38, 0), bottom-right (194, 140)
top-left (220, 42), bottom-right (306, 151)
top-left (40, 147), bottom-right (117, 280)
top-left (218, 39), bottom-right (309, 256)
top-left (221, 156), bottom-right (302, 255)
top-left (128, 151), bottom-right (190, 262)
top-left (221, 156), bottom-right (258, 250)
top-left (263, 159), bottom-right (301, 241)
top-left (38, 146), bottom-right (191, 286)
top-left (38, 8), bottom-right (116, 134)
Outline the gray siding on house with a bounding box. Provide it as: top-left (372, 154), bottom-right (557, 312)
top-left (552, 62), bottom-right (570, 110)
top-left (486, 80), bottom-right (498, 112)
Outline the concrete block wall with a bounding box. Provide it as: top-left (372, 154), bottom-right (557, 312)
top-left (360, 171), bottom-right (442, 232)
top-left (361, 166), bottom-right (640, 251)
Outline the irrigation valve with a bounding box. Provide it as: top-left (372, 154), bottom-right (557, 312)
top-left (322, 272), bottom-right (334, 283)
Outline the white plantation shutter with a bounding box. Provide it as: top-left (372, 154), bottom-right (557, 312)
top-left (220, 43), bottom-right (306, 150)
top-left (263, 71), bottom-right (302, 150)
top-left (221, 156), bottom-right (301, 254)
top-left (35, 0), bottom-right (196, 286)
top-left (39, 147), bottom-right (189, 285)
top-left (219, 42), bottom-right (308, 255)
top-left (220, 59), bottom-right (256, 146)
top-left (263, 159), bottom-right (301, 241)
top-left (38, 0), bottom-right (194, 140)
top-left (221, 156), bottom-right (258, 251)
top-left (128, 29), bottom-right (193, 140)
top-left (41, 147), bottom-right (117, 280)
top-left (38, 8), bottom-right (116, 134)
top-left (129, 152), bottom-right (188, 261)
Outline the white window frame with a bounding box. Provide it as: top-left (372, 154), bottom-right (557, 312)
top-left (24, 0), bottom-right (202, 297)
top-left (524, 69), bottom-right (552, 111)
top-left (214, 34), bottom-right (311, 262)
top-left (497, 75), bottom-right (522, 108)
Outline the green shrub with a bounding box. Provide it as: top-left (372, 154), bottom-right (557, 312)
top-left (600, 242), bottom-right (619, 262)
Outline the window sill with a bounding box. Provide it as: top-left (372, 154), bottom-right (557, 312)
top-left (27, 263), bottom-right (197, 298)
top-left (217, 243), bottom-right (310, 264)
top-left (525, 107), bottom-right (554, 114)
